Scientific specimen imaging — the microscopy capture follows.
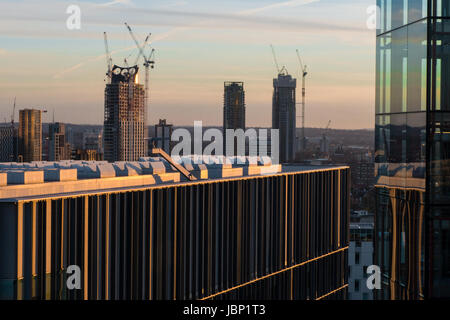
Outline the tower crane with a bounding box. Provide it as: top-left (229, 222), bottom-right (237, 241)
top-left (270, 44), bottom-right (281, 74)
top-left (103, 32), bottom-right (113, 83)
top-left (323, 120), bottom-right (332, 140)
top-left (125, 22), bottom-right (155, 151)
top-left (296, 49), bottom-right (308, 151)
top-left (321, 120), bottom-right (332, 157)
top-left (270, 44), bottom-right (289, 75)
top-left (11, 97), bottom-right (16, 126)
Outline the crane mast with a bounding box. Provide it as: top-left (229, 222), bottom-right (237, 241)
top-left (103, 32), bottom-right (112, 84)
top-left (296, 49), bottom-right (308, 151)
top-left (270, 44), bottom-right (281, 74)
top-left (11, 97), bottom-right (16, 126)
top-left (125, 22), bottom-right (155, 155)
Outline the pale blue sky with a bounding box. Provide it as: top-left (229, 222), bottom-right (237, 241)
top-left (0, 0), bottom-right (376, 129)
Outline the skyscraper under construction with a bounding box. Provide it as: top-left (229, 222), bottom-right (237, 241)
top-left (104, 65), bottom-right (146, 162)
top-left (272, 70), bottom-right (296, 163)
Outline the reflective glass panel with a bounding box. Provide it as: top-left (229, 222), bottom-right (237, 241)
top-left (407, 21), bottom-right (427, 112)
top-left (377, 0), bottom-right (427, 35)
top-left (406, 112), bottom-right (426, 187)
top-left (430, 112), bottom-right (450, 204)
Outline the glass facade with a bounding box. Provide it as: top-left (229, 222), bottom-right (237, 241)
top-left (0, 168), bottom-right (350, 300)
top-left (375, 0), bottom-right (450, 299)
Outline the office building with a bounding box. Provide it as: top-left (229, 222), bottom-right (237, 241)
top-left (0, 125), bottom-right (16, 162)
top-left (72, 149), bottom-right (103, 161)
top-left (0, 158), bottom-right (350, 300)
top-left (18, 109), bottom-right (42, 162)
top-left (104, 65), bottom-right (146, 162)
top-left (83, 131), bottom-right (103, 154)
top-left (375, 0), bottom-right (450, 299)
top-left (223, 82), bottom-right (245, 155)
top-left (272, 71), bottom-right (296, 163)
top-left (153, 119), bottom-right (173, 154)
top-left (48, 123), bottom-right (71, 161)
top-left (348, 211), bottom-right (374, 300)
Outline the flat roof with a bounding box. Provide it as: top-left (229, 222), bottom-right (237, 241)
top-left (0, 157), bottom-right (348, 202)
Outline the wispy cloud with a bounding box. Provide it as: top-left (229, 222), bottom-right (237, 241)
top-left (96, 0), bottom-right (134, 7)
top-left (53, 45), bottom-right (136, 79)
top-left (164, 0), bottom-right (188, 8)
top-left (51, 0), bottom-right (368, 79)
top-left (239, 0), bottom-right (320, 16)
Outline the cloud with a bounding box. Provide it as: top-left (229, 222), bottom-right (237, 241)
top-left (96, 0), bottom-right (133, 7)
top-left (0, 48), bottom-right (7, 55)
top-left (0, 0), bottom-right (363, 37)
top-left (52, 44), bottom-right (136, 79)
top-left (239, 0), bottom-right (320, 16)
top-left (164, 1), bottom-right (188, 8)
top-left (46, 0), bottom-right (366, 79)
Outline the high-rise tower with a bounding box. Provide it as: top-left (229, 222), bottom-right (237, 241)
top-left (104, 65), bottom-right (146, 162)
top-left (18, 109), bottom-right (42, 162)
top-left (223, 81), bottom-right (245, 155)
top-left (223, 82), bottom-right (245, 131)
top-left (272, 71), bottom-right (296, 163)
top-left (0, 126), bottom-right (16, 162)
top-left (375, 0), bottom-right (450, 299)
top-left (48, 122), bottom-right (70, 161)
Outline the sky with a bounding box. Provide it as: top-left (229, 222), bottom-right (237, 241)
top-left (0, 0), bottom-right (376, 129)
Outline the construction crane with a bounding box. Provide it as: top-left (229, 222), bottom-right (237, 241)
top-left (321, 120), bottom-right (332, 157)
top-left (125, 22), bottom-right (155, 151)
top-left (132, 34), bottom-right (151, 66)
top-left (103, 32), bottom-right (113, 83)
top-left (323, 120), bottom-right (332, 141)
top-left (270, 44), bottom-right (281, 74)
top-left (11, 97), bottom-right (16, 126)
top-left (296, 49), bottom-right (308, 151)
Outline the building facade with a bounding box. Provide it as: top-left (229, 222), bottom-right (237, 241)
top-left (223, 82), bottom-right (246, 155)
top-left (48, 123), bottom-right (71, 161)
top-left (83, 131), bottom-right (103, 154)
top-left (18, 109), bottom-right (42, 162)
top-left (0, 160), bottom-right (350, 300)
top-left (0, 125), bottom-right (16, 162)
top-left (153, 119), bottom-right (173, 154)
top-left (348, 211), bottom-right (374, 300)
top-left (272, 72), bottom-right (296, 163)
top-left (375, 0), bottom-right (450, 299)
top-left (104, 65), bottom-right (146, 162)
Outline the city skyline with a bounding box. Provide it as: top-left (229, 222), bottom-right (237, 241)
top-left (0, 0), bottom-right (375, 129)
top-left (4, 0), bottom-right (450, 304)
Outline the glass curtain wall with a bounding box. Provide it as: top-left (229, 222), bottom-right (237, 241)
top-left (375, 0), bottom-right (450, 299)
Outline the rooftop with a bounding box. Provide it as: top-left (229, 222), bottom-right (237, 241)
top-left (0, 156), bottom-right (347, 201)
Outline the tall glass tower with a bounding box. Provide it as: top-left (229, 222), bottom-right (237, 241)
top-left (375, 0), bottom-right (450, 299)
top-left (273, 71), bottom-right (297, 163)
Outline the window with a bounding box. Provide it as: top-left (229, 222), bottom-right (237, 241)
top-left (355, 280), bottom-right (360, 292)
top-left (355, 252), bottom-right (360, 265)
